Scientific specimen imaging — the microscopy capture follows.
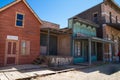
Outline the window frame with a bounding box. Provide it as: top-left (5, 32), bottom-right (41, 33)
top-left (21, 40), bottom-right (30, 55)
top-left (15, 12), bottom-right (25, 28)
top-left (74, 40), bottom-right (82, 57)
top-left (93, 12), bottom-right (98, 23)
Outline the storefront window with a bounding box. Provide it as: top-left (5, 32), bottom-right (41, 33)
top-left (74, 41), bottom-right (82, 57)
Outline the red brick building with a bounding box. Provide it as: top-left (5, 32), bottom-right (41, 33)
top-left (0, 0), bottom-right (42, 66)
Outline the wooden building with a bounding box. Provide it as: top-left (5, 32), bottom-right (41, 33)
top-left (68, 17), bottom-right (114, 65)
top-left (70, 0), bottom-right (120, 62)
top-left (0, 0), bottom-right (42, 66)
top-left (40, 21), bottom-right (72, 66)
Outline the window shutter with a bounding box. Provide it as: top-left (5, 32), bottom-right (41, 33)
top-left (26, 41), bottom-right (30, 54)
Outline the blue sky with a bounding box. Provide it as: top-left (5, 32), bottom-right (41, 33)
top-left (0, 0), bottom-right (120, 28)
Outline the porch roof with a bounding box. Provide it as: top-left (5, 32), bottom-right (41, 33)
top-left (41, 28), bottom-right (72, 34)
top-left (69, 17), bottom-right (99, 28)
top-left (74, 36), bottom-right (115, 44)
top-left (106, 23), bottom-right (120, 30)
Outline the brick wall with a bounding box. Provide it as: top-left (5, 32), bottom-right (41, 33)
top-left (101, 2), bottom-right (120, 23)
top-left (0, 1), bottom-right (41, 66)
top-left (103, 25), bottom-right (120, 54)
top-left (76, 4), bottom-right (102, 25)
top-left (75, 3), bottom-right (103, 38)
top-left (103, 25), bottom-right (120, 41)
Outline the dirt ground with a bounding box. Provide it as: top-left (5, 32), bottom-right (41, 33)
top-left (33, 63), bottom-right (120, 80)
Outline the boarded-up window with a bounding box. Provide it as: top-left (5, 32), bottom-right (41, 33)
top-left (21, 40), bottom-right (30, 55)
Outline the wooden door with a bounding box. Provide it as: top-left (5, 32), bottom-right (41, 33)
top-left (49, 35), bottom-right (57, 55)
top-left (5, 40), bottom-right (19, 65)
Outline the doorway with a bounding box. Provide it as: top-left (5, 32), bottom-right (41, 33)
top-left (5, 40), bottom-right (19, 65)
top-left (84, 41), bottom-right (88, 62)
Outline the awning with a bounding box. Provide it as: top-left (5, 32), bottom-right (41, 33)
top-left (106, 23), bottom-right (120, 30)
top-left (74, 36), bottom-right (115, 44)
top-left (41, 28), bottom-right (72, 34)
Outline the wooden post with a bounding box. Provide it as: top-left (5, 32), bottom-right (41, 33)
top-left (88, 38), bottom-right (92, 65)
top-left (102, 43), bottom-right (105, 63)
top-left (47, 29), bottom-right (50, 55)
top-left (109, 43), bottom-right (112, 62)
top-left (72, 40), bottom-right (75, 56)
top-left (95, 42), bottom-right (97, 58)
top-left (71, 26), bottom-right (74, 57)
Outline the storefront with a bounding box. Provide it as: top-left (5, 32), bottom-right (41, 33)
top-left (68, 17), bottom-right (115, 65)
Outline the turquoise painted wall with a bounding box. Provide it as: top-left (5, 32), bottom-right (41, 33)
top-left (73, 22), bottom-right (96, 37)
top-left (68, 19), bottom-right (73, 28)
top-left (68, 19), bottom-right (96, 37)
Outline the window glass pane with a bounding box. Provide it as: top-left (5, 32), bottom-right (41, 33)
top-left (74, 41), bottom-right (82, 57)
top-left (21, 41), bottom-right (26, 55)
top-left (21, 40), bottom-right (30, 55)
top-left (22, 41), bottom-right (26, 47)
top-left (16, 20), bottom-right (23, 26)
top-left (17, 14), bottom-right (23, 20)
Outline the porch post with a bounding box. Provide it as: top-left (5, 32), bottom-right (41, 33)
top-left (102, 43), bottom-right (105, 63)
top-left (47, 29), bottom-right (50, 55)
top-left (109, 43), bottom-right (112, 62)
top-left (88, 38), bottom-right (92, 65)
top-left (95, 42), bottom-right (97, 57)
top-left (115, 40), bottom-right (118, 56)
top-left (72, 39), bottom-right (75, 56)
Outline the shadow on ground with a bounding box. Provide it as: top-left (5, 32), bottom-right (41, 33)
top-left (79, 63), bottom-right (120, 75)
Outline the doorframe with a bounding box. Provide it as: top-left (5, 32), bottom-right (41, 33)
top-left (4, 40), bottom-right (19, 66)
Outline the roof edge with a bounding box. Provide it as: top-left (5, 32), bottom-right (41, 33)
top-left (0, 0), bottom-right (42, 24)
top-left (71, 17), bottom-right (99, 28)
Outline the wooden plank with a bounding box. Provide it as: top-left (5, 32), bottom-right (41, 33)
top-left (22, 69), bottom-right (55, 77)
top-left (4, 71), bottom-right (29, 80)
top-left (0, 73), bottom-right (8, 80)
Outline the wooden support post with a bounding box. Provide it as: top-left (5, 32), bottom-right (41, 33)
top-left (88, 38), bottom-right (92, 65)
top-left (102, 43), bottom-right (105, 63)
top-left (47, 29), bottom-right (50, 55)
top-left (109, 43), bottom-right (112, 62)
top-left (72, 40), bottom-right (75, 56)
top-left (95, 42), bottom-right (97, 58)
top-left (111, 43), bottom-right (114, 62)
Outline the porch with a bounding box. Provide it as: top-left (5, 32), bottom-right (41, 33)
top-left (72, 36), bottom-right (115, 65)
top-left (40, 28), bottom-right (72, 66)
top-left (40, 28), bottom-right (72, 56)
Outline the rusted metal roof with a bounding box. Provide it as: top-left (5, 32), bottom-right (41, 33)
top-left (41, 28), bottom-right (72, 34)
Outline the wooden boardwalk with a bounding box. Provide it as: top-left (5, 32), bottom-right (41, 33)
top-left (0, 69), bottom-right (55, 80)
top-left (0, 64), bottom-right (87, 80)
top-left (0, 64), bottom-right (55, 80)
